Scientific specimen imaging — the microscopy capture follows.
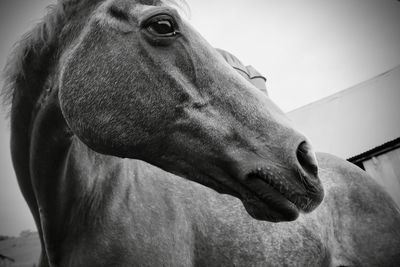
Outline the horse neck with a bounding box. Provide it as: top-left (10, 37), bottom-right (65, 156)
top-left (27, 96), bottom-right (194, 265)
top-left (12, 87), bottom-right (127, 263)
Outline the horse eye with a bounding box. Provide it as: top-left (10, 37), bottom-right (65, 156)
top-left (145, 15), bottom-right (179, 37)
top-left (149, 20), bottom-right (173, 34)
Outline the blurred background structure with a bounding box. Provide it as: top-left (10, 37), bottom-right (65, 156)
top-left (289, 66), bottom-right (400, 207)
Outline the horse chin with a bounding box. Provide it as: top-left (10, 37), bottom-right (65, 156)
top-left (208, 176), bottom-right (301, 222)
top-left (184, 171), bottom-right (311, 222)
top-left (241, 194), bottom-right (300, 222)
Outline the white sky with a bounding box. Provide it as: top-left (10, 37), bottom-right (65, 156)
top-left (0, 0), bottom-right (400, 236)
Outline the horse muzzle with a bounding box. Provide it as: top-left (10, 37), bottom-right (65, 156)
top-left (224, 140), bottom-right (324, 222)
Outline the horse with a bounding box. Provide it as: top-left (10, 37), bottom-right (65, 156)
top-left (2, 0), bottom-right (400, 266)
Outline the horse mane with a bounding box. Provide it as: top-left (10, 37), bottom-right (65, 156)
top-left (1, 0), bottom-right (188, 117)
top-left (1, 0), bottom-right (105, 117)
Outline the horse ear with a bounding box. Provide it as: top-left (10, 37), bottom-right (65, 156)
top-left (245, 65), bottom-right (268, 95)
top-left (215, 48), bottom-right (268, 95)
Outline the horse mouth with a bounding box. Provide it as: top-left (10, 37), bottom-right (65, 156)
top-left (242, 168), bottom-right (322, 222)
top-left (241, 186), bottom-right (300, 222)
top-left (209, 168), bottom-right (323, 222)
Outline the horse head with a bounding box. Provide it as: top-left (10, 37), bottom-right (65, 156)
top-left (54, 0), bottom-right (324, 222)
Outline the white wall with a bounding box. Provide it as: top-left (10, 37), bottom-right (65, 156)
top-left (288, 66), bottom-right (400, 159)
top-left (363, 147), bottom-right (400, 208)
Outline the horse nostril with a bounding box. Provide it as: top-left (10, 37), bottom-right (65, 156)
top-left (296, 141), bottom-right (318, 177)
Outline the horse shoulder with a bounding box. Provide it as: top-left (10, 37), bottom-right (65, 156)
top-left (317, 152), bottom-right (400, 267)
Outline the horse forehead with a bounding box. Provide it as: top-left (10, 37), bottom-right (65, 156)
top-left (96, 0), bottom-right (164, 14)
top-left (103, 0), bottom-right (163, 6)
top-left (59, 0), bottom-right (185, 80)
top-left (88, 0), bottom-right (171, 32)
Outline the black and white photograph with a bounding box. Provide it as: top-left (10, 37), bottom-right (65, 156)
top-left (1, 0), bottom-right (400, 266)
